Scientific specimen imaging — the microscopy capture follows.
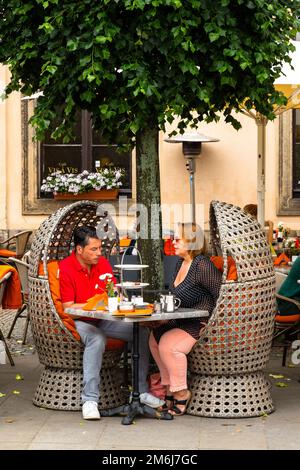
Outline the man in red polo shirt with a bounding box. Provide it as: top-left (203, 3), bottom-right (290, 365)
top-left (60, 226), bottom-right (163, 420)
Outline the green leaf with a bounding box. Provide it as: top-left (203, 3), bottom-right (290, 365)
top-left (95, 36), bottom-right (111, 44)
top-left (129, 122), bottom-right (139, 134)
top-left (209, 32), bottom-right (221, 42)
top-left (38, 22), bottom-right (54, 33)
top-left (45, 65), bottom-right (57, 75)
top-left (67, 39), bottom-right (79, 51)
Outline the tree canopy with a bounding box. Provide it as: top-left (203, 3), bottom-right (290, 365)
top-left (0, 0), bottom-right (299, 143)
top-left (0, 0), bottom-right (299, 291)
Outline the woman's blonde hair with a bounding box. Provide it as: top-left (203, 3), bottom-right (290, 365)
top-left (177, 222), bottom-right (206, 259)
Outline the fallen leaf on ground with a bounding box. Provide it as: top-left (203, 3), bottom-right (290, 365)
top-left (15, 374), bottom-right (24, 381)
top-left (221, 424), bottom-right (236, 426)
top-left (12, 390), bottom-right (21, 394)
top-left (16, 340), bottom-right (23, 344)
top-left (288, 364), bottom-right (296, 368)
top-left (269, 374), bottom-right (285, 379)
top-left (275, 382), bottom-right (288, 388)
top-left (4, 419), bottom-right (14, 423)
top-left (260, 413), bottom-right (269, 418)
top-left (0, 393), bottom-right (6, 398)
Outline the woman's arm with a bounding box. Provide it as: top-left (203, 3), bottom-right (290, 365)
top-left (195, 257), bottom-right (222, 301)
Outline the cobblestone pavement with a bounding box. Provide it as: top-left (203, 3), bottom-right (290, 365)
top-left (1, 308), bottom-right (300, 450)
top-left (0, 309), bottom-right (35, 357)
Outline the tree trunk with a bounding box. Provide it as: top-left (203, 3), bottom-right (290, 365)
top-left (136, 127), bottom-right (164, 299)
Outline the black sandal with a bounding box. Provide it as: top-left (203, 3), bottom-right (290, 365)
top-left (160, 395), bottom-right (174, 411)
top-left (168, 391), bottom-right (191, 416)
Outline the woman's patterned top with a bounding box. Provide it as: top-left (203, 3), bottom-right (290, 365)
top-left (153, 254), bottom-right (222, 343)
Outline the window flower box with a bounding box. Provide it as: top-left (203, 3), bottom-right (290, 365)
top-left (53, 188), bottom-right (119, 200)
top-left (41, 169), bottom-right (124, 200)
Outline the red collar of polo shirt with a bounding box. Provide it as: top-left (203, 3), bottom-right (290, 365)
top-left (70, 250), bottom-right (95, 275)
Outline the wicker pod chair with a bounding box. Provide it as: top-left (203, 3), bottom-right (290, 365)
top-left (28, 201), bottom-right (125, 411)
top-left (187, 201), bottom-right (276, 418)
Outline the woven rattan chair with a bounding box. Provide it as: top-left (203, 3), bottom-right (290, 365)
top-left (6, 257), bottom-right (30, 344)
top-left (274, 271), bottom-right (300, 367)
top-left (28, 201), bottom-right (125, 411)
top-left (0, 272), bottom-right (15, 366)
top-left (187, 201), bottom-right (276, 418)
top-left (0, 230), bottom-right (32, 259)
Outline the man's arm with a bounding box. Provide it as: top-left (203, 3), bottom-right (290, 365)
top-left (62, 301), bottom-right (86, 319)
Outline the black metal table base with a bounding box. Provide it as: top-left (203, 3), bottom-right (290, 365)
top-left (101, 399), bottom-right (173, 425)
top-left (101, 322), bottom-right (173, 425)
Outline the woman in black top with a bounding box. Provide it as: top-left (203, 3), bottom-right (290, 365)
top-left (149, 223), bottom-right (222, 416)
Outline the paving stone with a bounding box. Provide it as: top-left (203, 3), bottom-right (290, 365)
top-left (1, 308), bottom-right (300, 450)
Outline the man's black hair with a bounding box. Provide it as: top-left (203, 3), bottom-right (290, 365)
top-left (73, 226), bottom-right (99, 248)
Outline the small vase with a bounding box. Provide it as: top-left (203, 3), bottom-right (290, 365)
top-left (108, 296), bottom-right (118, 313)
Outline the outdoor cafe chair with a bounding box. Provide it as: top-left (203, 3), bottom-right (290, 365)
top-left (28, 201), bottom-right (126, 411)
top-left (6, 257), bottom-right (30, 345)
top-left (273, 271), bottom-right (300, 367)
top-left (0, 230), bottom-right (32, 259)
top-left (187, 201), bottom-right (276, 418)
top-left (0, 272), bottom-right (15, 366)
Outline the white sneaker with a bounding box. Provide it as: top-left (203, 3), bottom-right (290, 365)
top-left (139, 392), bottom-right (165, 409)
top-left (82, 401), bottom-right (100, 420)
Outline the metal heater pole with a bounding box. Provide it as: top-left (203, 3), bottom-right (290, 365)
top-left (187, 158), bottom-right (196, 224)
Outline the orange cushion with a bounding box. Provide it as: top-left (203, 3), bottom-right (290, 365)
top-left (0, 249), bottom-right (16, 257)
top-left (275, 314), bottom-right (300, 323)
top-left (164, 239), bottom-right (176, 256)
top-left (0, 265), bottom-right (22, 309)
top-left (106, 338), bottom-right (125, 350)
top-left (210, 256), bottom-right (238, 281)
top-left (119, 238), bottom-right (131, 247)
top-left (39, 261), bottom-right (81, 341)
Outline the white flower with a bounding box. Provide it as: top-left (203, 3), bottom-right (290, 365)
top-left (40, 168), bottom-right (124, 194)
top-left (99, 273), bottom-right (113, 281)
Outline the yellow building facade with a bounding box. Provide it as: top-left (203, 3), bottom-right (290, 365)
top-left (1, 65), bottom-right (299, 237)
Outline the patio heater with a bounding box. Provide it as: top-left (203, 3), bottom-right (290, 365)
top-left (164, 132), bottom-right (219, 223)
